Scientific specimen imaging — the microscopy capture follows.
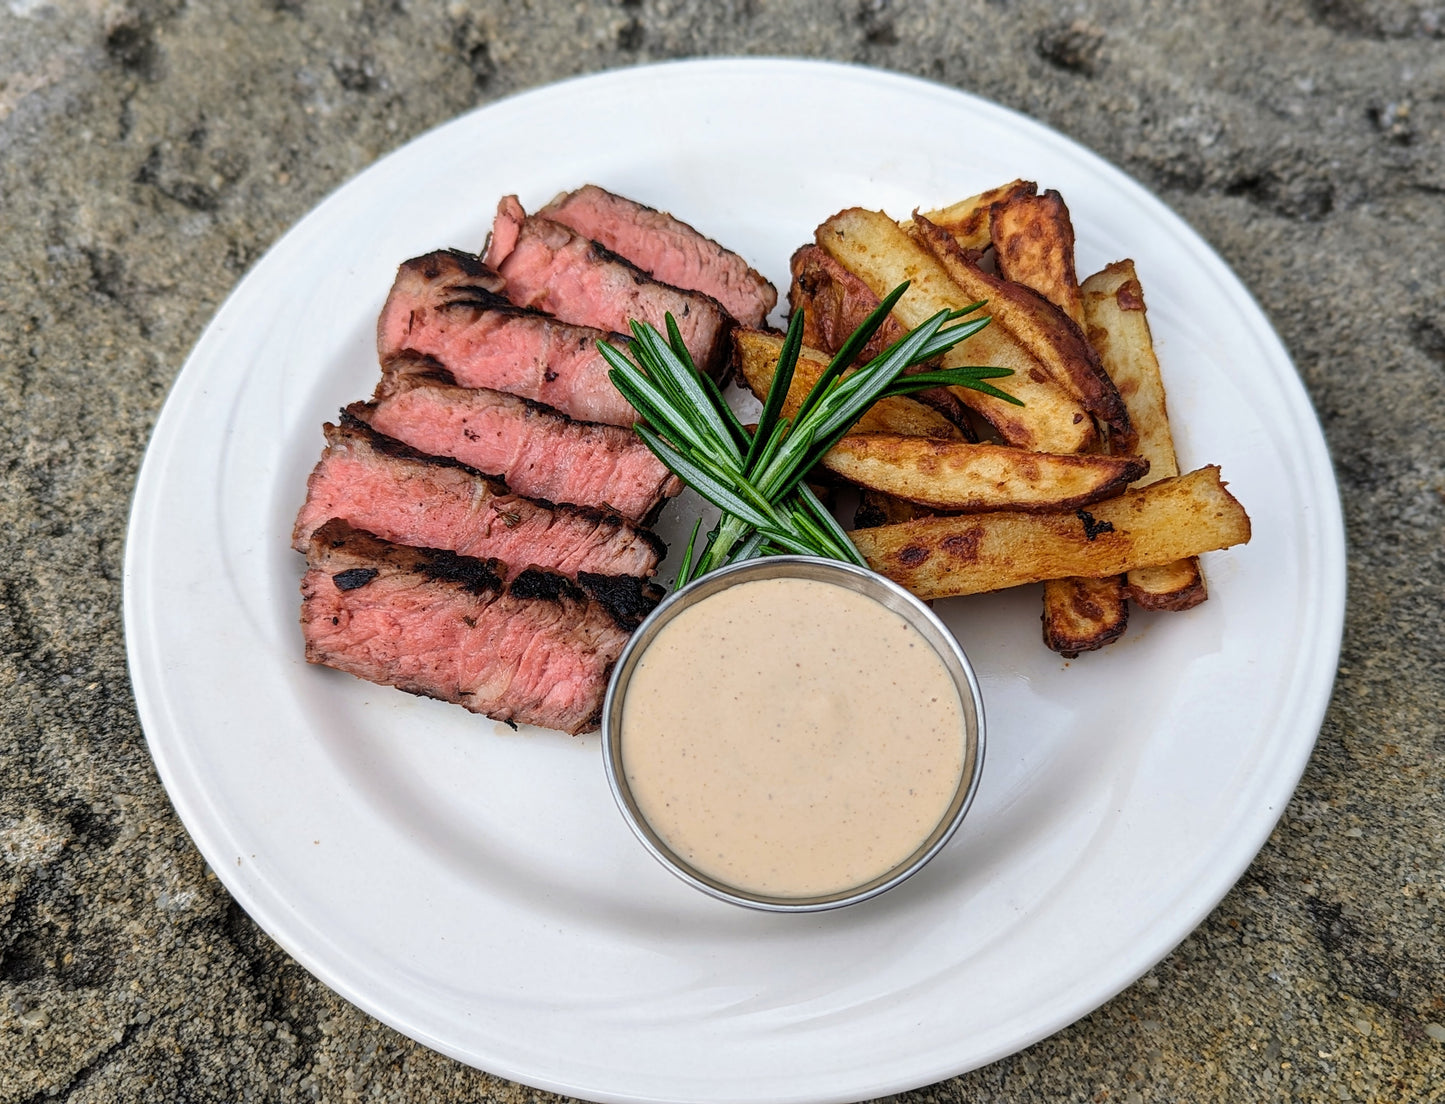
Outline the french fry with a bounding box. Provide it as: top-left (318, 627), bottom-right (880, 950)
top-left (1082, 260), bottom-right (1207, 611)
top-left (938, 194), bottom-right (1134, 652)
top-left (732, 330), bottom-right (961, 440)
top-left (907, 179), bottom-right (1038, 253)
top-left (1040, 576), bottom-right (1130, 655)
top-left (910, 213), bottom-right (1133, 449)
top-left (849, 466), bottom-right (1250, 600)
top-left (794, 186), bottom-right (1246, 649)
top-left (823, 436), bottom-right (1148, 513)
top-left (1124, 557), bottom-right (1207, 609)
top-left (1081, 261), bottom-right (1179, 481)
top-left (789, 245), bottom-right (907, 364)
top-left (788, 245), bottom-right (975, 434)
top-left (990, 189), bottom-right (1087, 329)
top-left (815, 208), bottom-right (1096, 454)
top-left (976, 193), bottom-right (1134, 652)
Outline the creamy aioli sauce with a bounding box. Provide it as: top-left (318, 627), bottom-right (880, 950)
top-left (620, 576), bottom-right (965, 898)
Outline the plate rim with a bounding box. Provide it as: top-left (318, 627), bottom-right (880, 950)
top-left (124, 56), bottom-right (1346, 1104)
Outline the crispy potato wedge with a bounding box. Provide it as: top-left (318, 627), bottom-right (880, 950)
top-left (990, 189), bottom-right (1087, 329)
top-left (976, 197), bottom-right (1135, 653)
top-left (907, 179), bottom-right (1038, 253)
top-left (1082, 260), bottom-right (1206, 611)
top-left (1081, 261), bottom-right (1178, 484)
top-left (815, 208), bottom-right (1095, 453)
top-left (1124, 559), bottom-right (1208, 611)
top-left (732, 330), bottom-right (961, 440)
top-left (788, 245), bottom-right (907, 364)
top-left (1041, 576), bottom-right (1129, 655)
top-left (824, 435), bottom-right (1148, 512)
top-left (854, 488), bottom-right (933, 529)
top-left (911, 213), bottom-right (1133, 449)
top-left (849, 466), bottom-right (1250, 600)
top-left (788, 245), bottom-right (975, 433)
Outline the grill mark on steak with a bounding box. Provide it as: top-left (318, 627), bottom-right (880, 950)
top-left (377, 249), bottom-right (640, 428)
top-left (509, 567), bottom-right (582, 604)
top-left (301, 521), bottom-right (639, 733)
top-left (539, 184), bottom-right (778, 328)
top-left (414, 247), bottom-right (505, 286)
top-left (354, 358), bottom-right (681, 523)
top-left (374, 352), bottom-right (456, 394)
top-left (332, 567), bottom-right (379, 591)
top-left (333, 407), bottom-right (493, 475)
top-left (415, 547), bottom-right (508, 595)
top-left (293, 417), bottom-right (666, 580)
top-left (575, 571), bottom-right (664, 630)
top-left (483, 195), bottom-right (734, 381)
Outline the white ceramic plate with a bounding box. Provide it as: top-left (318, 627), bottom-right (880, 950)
top-left (125, 59), bottom-right (1345, 1104)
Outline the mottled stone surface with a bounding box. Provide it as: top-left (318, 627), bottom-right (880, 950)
top-left (1, 1), bottom-right (1441, 1101)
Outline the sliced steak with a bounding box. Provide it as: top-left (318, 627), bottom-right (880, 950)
top-left (788, 244), bottom-right (975, 438)
top-left (355, 359), bottom-right (680, 523)
top-left (301, 520), bottom-right (653, 733)
top-left (539, 184), bottom-right (777, 328)
top-left (485, 195), bottom-right (733, 379)
top-left (293, 415), bottom-right (665, 580)
top-left (377, 249), bottom-right (639, 428)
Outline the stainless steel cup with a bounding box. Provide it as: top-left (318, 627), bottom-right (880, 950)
top-left (602, 555), bottom-right (986, 912)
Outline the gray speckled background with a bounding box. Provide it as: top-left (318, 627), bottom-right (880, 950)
top-left (2, 1), bottom-right (1442, 1101)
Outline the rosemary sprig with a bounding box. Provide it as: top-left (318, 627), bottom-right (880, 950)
top-left (599, 282), bottom-right (1018, 586)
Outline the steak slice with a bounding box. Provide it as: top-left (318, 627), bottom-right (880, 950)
top-left (485, 196), bottom-right (733, 379)
top-left (788, 244), bottom-right (975, 437)
top-left (355, 358), bottom-right (680, 523)
top-left (301, 520), bottom-right (652, 733)
top-left (538, 185), bottom-right (778, 328)
top-left (377, 249), bottom-right (640, 428)
top-left (293, 415), bottom-right (665, 580)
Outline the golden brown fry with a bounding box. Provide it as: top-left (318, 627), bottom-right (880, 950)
top-left (788, 245), bottom-right (907, 364)
top-left (823, 435), bottom-right (1148, 512)
top-left (732, 330), bottom-right (961, 440)
top-left (981, 194), bottom-right (1135, 653)
top-left (848, 466), bottom-right (1250, 600)
top-left (908, 179), bottom-right (1038, 253)
top-left (787, 245), bottom-right (975, 433)
top-left (1081, 261), bottom-right (1178, 484)
top-left (991, 189), bottom-right (1087, 329)
top-left (1125, 559), bottom-right (1208, 611)
top-left (1081, 260), bottom-right (1207, 611)
top-left (1041, 576), bottom-right (1130, 656)
top-left (815, 208), bottom-right (1095, 453)
top-left (910, 213), bottom-right (1133, 449)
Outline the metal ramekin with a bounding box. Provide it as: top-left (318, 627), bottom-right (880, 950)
top-left (601, 555), bottom-right (986, 912)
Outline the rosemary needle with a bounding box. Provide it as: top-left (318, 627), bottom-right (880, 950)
top-left (599, 282), bottom-right (1018, 585)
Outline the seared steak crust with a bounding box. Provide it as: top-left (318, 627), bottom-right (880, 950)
top-left (574, 571), bottom-right (664, 629)
top-left (301, 521), bottom-right (639, 733)
top-left (377, 249), bottom-right (640, 427)
top-left (355, 359), bottom-right (680, 522)
top-left (293, 416), bottom-right (665, 580)
top-left (484, 196), bottom-right (733, 380)
top-left (539, 184), bottom-right (778, 327)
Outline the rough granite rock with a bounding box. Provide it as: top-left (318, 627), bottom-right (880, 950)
top-left (1, 1), bottom-right (1442, 1101)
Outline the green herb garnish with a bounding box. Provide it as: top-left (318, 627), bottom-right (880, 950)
top-left (598, 283), bottom-right (1019, 586)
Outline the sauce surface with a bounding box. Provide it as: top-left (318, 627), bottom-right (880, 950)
top-left (620, 576), bottom-right (966, 898)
